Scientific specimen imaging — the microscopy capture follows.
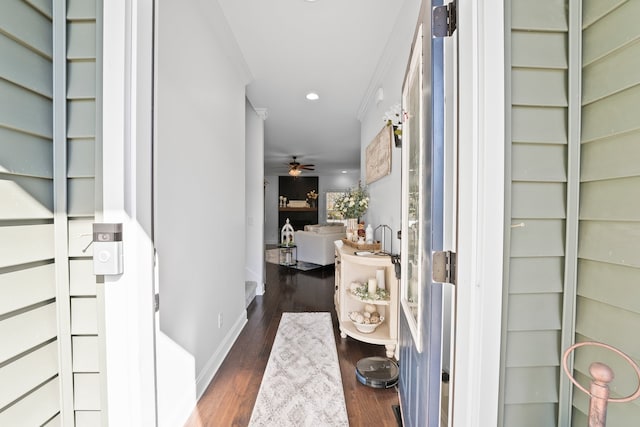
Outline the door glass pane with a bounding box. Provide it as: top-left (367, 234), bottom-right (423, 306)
top-left (400, 24), bottom-right (424, 352)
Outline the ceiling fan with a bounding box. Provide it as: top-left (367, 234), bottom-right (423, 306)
top-left (287, 156), bottom-right (315, 176)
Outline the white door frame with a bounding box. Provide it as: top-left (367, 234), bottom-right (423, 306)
top-left (452, 0), bottom-right (505, 425)
top-left (98, 1), bottom-right (506, 425)
top-left (99, 1), bottom-right (158, 425)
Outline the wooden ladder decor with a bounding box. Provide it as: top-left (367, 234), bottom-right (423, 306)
top-left (563, 341), bottom-right (640, 427)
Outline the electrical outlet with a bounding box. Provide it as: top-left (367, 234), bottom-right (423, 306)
top-left (218, 313), bottom-right (223, 328)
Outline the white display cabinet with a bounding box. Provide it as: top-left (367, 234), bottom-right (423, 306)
top-left (334, 242), bottom-right (399, 359)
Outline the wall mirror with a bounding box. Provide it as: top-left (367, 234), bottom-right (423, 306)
top-left (400, 24), bottom-right (424, 352)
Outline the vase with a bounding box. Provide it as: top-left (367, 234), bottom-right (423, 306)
top-left (392, 125), bottom-right (402, 147)
top-left (345, 218), bottom-right (358, 235)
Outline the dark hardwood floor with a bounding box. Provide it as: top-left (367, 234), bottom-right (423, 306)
top-left (184, 260), bottom-right (400, 427)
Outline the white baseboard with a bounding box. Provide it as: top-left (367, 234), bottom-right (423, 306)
top-left (195, 310), bottom-right (248, 398)
top-left (158, 311), bottom-right (248, 427)
top-left (256, 281), bottom-right (265, 295)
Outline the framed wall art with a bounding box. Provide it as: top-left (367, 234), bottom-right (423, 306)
top-left (365, 124), bottom-right (392, 184)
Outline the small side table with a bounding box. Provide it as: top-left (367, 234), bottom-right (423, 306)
top-left (278, 244), bottom-right (297, 267)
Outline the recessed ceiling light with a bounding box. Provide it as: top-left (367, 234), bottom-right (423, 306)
top-left (306, 92), bottom-right (319, 101)
top-left (341, 170), bottom-right (347, 174)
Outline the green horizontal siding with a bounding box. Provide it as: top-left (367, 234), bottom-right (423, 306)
top-left (0, 79), bottom-right (52, 138)
top-left (0, 263), bottom-right (55, 315)
top-left (512, 143), bottom-right (567, 181)
top-left (1, 0), bottom-right (101, 424)
top-left (582, 0), bottom-right (640, 65)
top-left (0, 174), bottom-right (54, 219)
top-left (578, 221), bottom-right (640, 267)
top-left (0, 377), bottom-right (60, 426)
top-left (68, 178), bottom-right (96, 217)
top-left (582, 0), bottom-right (626, 28)
top-left (577, 260), bottom-right (640, 314)
top-left (0, 1), bottom-right (60, 424)
top-left (512, 106), bottom-right (567, 143)
top-left (512, 68), bottom-right (568, 107)
top-left (505, 331), bottom-right (561, 367)
top-left (0, 127), bottom-right (52, 178)
top-left (0, 341), bottom-right (58, 410)
top-left (581, 130), bottom-right (640, 182)
top-left (512, 182), bottom-right (566, 219)
top-left (582, 39), bottom-right (640, 104)
top-left (511, 0), bottom-right (568, 31)
top-left (503, 367), bottom-right (560, 404)
top-left (503, 0), bottom-right (569, 425)
top-left (510, 219), bottom-right (566, 257)
top-left (67, 139), bottom-right (96, 178)
top-left (0, 224), bottom-right (55, 268)
top-left (67, 3), bottom-right (101, 423)
top-left (582, 84), bottom-right (640, 142)
top-left (507, 294), bottom-right (563, 331)
top-left (504, 403), bottom-right (557, 427)
top-left (0, 0), bottom-right (53, 58)
top-left (509, 257), bottom-right (564, 294)
top-left (580, 177), bottom-right (640, 221)
top-left (511, 31), bottom-right (567, 69)
top-left (575, 1), bottom-right (640, 423)
top-left (575, 298), bottom-right (640, 363)
top-left (0, 32), bottom-right (52, 97)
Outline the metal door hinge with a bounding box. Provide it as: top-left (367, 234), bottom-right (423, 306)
top-left (432, 0), bottom-right (457, 38)
top-left (154, 293), bottom-right (160, 312)
top-left (432, 251), bottom-right (456, 285)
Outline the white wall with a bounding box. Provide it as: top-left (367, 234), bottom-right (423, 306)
top-left (359, 0), bottom-right (421, 256)
top-left (245, 101), bottom-right (265, 294)
top-left (264, 173), bottom-right (359, 245)
top-left (154, 2), bottom-right (249, 425)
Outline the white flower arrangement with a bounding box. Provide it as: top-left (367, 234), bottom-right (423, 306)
top-left (383, 103), bottom-right (402, 126)
top-left (333, 183), bottom-right (369, 219)
top-left (351, 283), bottom-right (390, 301)
top-left (383, 103), bottom-right (403, 141)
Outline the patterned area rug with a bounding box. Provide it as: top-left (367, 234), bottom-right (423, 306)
top-left (249, 312), bottom-right (349, 426)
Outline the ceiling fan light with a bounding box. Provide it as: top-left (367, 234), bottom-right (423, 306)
top-left (289, 169), bottom-right (302, 177)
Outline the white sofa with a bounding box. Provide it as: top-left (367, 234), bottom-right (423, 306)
top-left (294, 224), bottom-right (346, 266)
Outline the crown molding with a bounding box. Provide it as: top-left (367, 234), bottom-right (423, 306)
top-left (254, 108), bottom-right (268, 120)
top-left (357, 42), bottom-right (397, 122)
top-left (357, 0), bottom-right (419, 121)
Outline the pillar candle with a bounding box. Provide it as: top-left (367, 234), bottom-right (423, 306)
top-left (367, 278), bottom-right (377, 295)
top-left (350, 282), bottom-right (360, 293)
top-left (376, 268), bottom-right (386, 290)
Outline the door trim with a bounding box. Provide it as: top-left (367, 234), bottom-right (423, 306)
top-left (99, 1), bottom-right (158, 425)
top-left (452, 0), bottom-right (506, 425)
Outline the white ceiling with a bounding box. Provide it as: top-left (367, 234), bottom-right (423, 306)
top-left (218, 0), bottom-right (403, 176)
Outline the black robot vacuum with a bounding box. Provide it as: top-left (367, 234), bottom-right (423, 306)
top-left (355, 356), bottom-right (399, 388)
